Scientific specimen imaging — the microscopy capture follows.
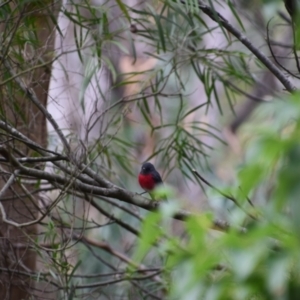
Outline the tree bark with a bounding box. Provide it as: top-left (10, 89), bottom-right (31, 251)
top-left (0, 1), bottom-right (60, 299)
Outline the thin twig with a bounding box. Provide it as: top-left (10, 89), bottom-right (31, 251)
top-left (192, 169), bottom-right (257, 220)
top-left (193, 1), bottom-right (296, 92)
top-left (0, 170), bottom-right (19, 199)
top-left (2, 58), bottom-right (71, 154)
top-left (87, 194), bottom-right (140, 236)
top-left (266, 19), bottom-right (300, 80)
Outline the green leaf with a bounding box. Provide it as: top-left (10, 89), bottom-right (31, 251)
top-left (115, 0), bottom-right (131, 23)
top-left (237, 164), bottom-right (264, 201)
top-left (134, 212), bottom-right (162, 263)
top-left (227, 0), bottom-right (245, 32)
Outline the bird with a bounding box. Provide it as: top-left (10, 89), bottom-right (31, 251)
top-left (138, 162), bottom-right (163, 193)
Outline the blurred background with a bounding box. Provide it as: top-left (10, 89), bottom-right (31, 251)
top-left (1, 0), bottom-right (300, 299)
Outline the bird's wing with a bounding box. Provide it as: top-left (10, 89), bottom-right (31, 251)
top-left (152, 171), bottom-right (163, 184)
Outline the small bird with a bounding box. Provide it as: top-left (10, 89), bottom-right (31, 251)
top-left (138, 162), bottom-right (163, 193)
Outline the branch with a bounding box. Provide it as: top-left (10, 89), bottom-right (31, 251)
top-left (0, 144), bottom-right (239, 232)
top-left (192, 169), bottom-right (257, 220)
top-left (193, 1), bottom-right (296, 92)
top-left (2, 57), bottom-right (71, 154)
top-left (58, 271), bottom-right (162, 290)
top-left (78, 234), bottom-right (165, 287)
top-left (87, 194), bottom-right (140, 236)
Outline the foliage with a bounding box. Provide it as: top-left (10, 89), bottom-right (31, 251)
top-left (136, 94), bottom-right (300, 299)
top-left (0, 0), bottom-right (299, 299)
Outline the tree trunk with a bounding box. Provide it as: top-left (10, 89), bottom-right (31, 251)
top-left (0, 1), bottom-right (60, 299)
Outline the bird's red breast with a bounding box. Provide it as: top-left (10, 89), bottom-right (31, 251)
top-left (138, 173), bottom-right (156, 191)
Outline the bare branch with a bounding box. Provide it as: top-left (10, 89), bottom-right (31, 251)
top-left (2, 56), bottom-right (71, 154)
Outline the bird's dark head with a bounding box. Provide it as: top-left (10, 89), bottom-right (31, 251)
top-left (140, 162), bottom-right (155, 175)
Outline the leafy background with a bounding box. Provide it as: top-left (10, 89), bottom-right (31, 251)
top-left (1, 0), bottom-right (300, 299)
